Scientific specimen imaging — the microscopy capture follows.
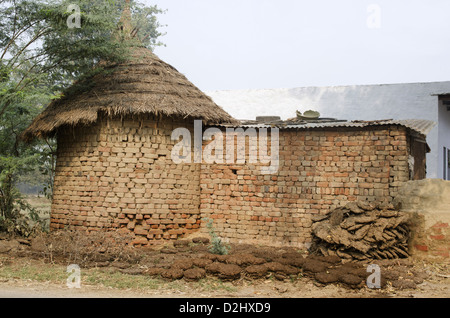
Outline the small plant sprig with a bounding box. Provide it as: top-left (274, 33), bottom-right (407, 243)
top-left (203, 218), bottom-right (230, 255)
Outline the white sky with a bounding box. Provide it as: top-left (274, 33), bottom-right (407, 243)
top-left (147, 0), bottom-right (450, 92)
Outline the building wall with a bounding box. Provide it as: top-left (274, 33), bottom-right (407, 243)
top-left (50, 118), bottom-right (416, 247)
top-left (438, 99), bottom-right (450, 179)
top-left (50, 115), bottom-right (201, 245)
top-left (199, 125), bottom-right (411, 248)
top-left (207, 81), bottom-right (450, 179)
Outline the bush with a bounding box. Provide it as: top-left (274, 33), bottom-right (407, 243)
top-left (0, 192), bottom-right (48, 237)
top-left (0, 156), bottom-right (49, 237)
top-left (204, 218), bottom-right (230, 255)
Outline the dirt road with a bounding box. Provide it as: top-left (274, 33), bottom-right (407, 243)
top-left (0, 274), bottom-right (448, 298)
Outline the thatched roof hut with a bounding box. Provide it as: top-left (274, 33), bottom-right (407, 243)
top-left (23, 1), bottom-right (236, 142)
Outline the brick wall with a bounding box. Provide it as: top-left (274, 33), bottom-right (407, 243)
top-left (51, 114), bottom-right (201, 245)
top-left (199, 125), bottom-right (411, 248)
top-left (50, 119), bottom-right (413, 248)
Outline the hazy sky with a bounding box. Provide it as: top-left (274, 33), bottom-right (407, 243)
top-left (147, 0), bottom-right (450, 92)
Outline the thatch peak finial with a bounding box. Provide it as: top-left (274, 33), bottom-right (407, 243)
top-left (117, 0), bottom-right (134, 39)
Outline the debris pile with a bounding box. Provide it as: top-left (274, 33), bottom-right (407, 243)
top-left (310, 201), bottom-right (411, 261)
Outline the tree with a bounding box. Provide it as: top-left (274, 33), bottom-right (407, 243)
top-left (0, 0), bottom-right (165, 117)
top-left (0, 0), bottom-right (165, 235)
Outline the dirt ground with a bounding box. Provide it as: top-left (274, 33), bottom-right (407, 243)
top-left (1, 270), bottom-right (449, 298)
top-left (0, 233), bottom-right (449, 298)
top-left (0, 273), bottom-right (448, 298)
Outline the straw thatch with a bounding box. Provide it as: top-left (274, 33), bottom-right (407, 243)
top-left (22, 45), bottom-right (236, 141)
top-left (23, 0), bottom-right (236, 141)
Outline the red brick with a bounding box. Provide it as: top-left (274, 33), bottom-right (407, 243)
top-left (431, 222), bottom-right (449, 228)
top-left (414, 244), bottom-right (428, 252)
top-left (131, 237), bottom-right (148, 246)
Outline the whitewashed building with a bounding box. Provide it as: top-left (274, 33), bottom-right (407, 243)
top-left (207, 81), bottom-right (450, 180)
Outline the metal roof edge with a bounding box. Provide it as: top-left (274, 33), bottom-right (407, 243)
top-left (216, 119), bottom-right (436, 137)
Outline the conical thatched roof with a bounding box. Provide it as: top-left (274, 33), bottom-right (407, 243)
top-left (23, 2), bottom-right (236, 141)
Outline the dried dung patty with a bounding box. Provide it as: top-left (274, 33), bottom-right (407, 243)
top-left (280, 265), bottom-right (300, 275)
top-left (264, 262), bottom-right (286, 272)
top-left (216, 263), bottom-right (241, 281)
top-left (302, 260), bottom-right (329, 273)
top-left (245, 265), bottom-right (269, 278)
top-left (161, 268), bottom-right (184, 280)
top-left (251, 250), bottom-right (279, 262)
top-left (315, 272), bottom-right (340, 284)
top-left (192, 258), bottom-right (213, 268)
top-left (144, 268), bottom-right (164, 276)
top-left (171, 259), bottom-right (193, 270)
top-left (391, 279), bottom-right (417, 290)
top-left (320, 255), bottom-right (342, 265)
top-left (339, 274), bottom-right (364, 287)
top-left (281, 252), bottom-right (304, 259)
top-left (215, 255), bottom-right (229, 263)
top-left (183, 268), bottom-right (206, 281)
top-left (279, 253), bottom-right (306, 267)
top-left (225, 254), bottom-right (266, 266)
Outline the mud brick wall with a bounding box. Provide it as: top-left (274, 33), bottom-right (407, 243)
top-left (395, 179), bottom-right (450, 258)
top-left (50, 114), bottom-right (201, 245)
top-left (199, 126), bottom-right (412, 248)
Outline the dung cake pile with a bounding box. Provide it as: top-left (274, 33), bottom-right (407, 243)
top-left (310, 201), bottom-right (411, 261)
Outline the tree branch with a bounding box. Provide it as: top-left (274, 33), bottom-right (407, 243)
top-left (0, 20), bottom-right (40, 61)
top-left (6, 26), bottom-right (51, 68)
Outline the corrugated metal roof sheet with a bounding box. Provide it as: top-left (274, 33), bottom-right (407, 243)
top-left (219, 119), bottom-right (436, 136)
top-left (388, 119), bottom-right (436, 136)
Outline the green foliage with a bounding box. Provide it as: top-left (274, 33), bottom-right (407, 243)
top-left (0, 155), bottom-right (48, 236)
top-left (204, 218), bottom-right (230, 255)
top-left (130, 0), bottom-right (166, 49)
